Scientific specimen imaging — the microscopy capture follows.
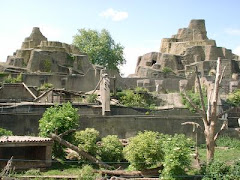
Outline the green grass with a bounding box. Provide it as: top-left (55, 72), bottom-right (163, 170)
top-left (199, 148), bottom-right (240, 163)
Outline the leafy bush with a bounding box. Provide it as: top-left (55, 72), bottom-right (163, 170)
top-left (162, 67), bottom-right (173, 75)
top-left (39, 102), bottom-right (79, 158)
top-left (98, 135), bottom-right (123, 163)
top-left (123, 131), bottom-right (164, 170)
top-left (227, 89), bottom-right (240, 107)
top-left (181, 88), bottom-right (207, 113)
top-left (74, 128), bottom-right (99, 156)
top-left (78, 165), bottom-right (100, 180)
top-left (201, 161), bottom-right (231, 180)
top-left (4, 74), bottom-right (22, 83)
top-left (0, 127), bottom-right (13, 136)
top-left (86, 94), bottom-right (98, 103)
top-left (216, 135), bottom-right (240, 149)
top-left (160, 134), bottom-right (194, 180)
top-left (116, 87), bottom-right (157, 109)
top-left (38, 83), bottom-right (54, 91)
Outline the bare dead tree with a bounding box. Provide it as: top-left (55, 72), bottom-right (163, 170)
top-left (182, 57), bottom-right (234, 162)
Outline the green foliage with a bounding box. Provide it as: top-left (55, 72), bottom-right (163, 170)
top-left (78, 165), bottom-right (100, 180)
top-left (116, 87), bottom-right (157, 109)
top-left (86, 94), bottom-right (98, 103)
top-left (216, 135), bottom-right (240, 149)
top-left (4, 74), bottom-right (22, 83)
top-left (160, 134), bottom-right (194, 180)
top-left (43, 59), bottom-right (52, 72)
top-left (98, 135), bottom-right (123, 163)
top-left (200, 160), bottom-right (239, 180)
top-left (0, 127), bottom-right (13, 136)
top-left (162, 67), bottom-right (173, 75)
top-left (74, 128), bottom-right (99, 156)
top-left (38, 83), bottom-right (54, 91)
top-left (24, 169), bottom-right (41, 176)
top-left (73, 28), bottom-right (125, 70)
top-left (227, 89), bottom-right (240, 107)
top-left (181, 88), bottom-right (207, 113)
top-left (123, 131), bottom-right (164, 170)
top-left (39, 102), bottom-right (79, 158)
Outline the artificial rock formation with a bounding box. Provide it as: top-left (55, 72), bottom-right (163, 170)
top-left (133, 19), bottom-right (239, 79)
top-left (3, 27), bottom-right (92, 75)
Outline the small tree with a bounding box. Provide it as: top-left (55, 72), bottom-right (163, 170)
top-left (123, 131), bottom-right (164, 170)
top-left (182, 57), bottom-right (233, 162)
top-left (39, 102), bottom-right (79, 158)
top-left (98, 135), bottom-right (123, 163)
top-left (74, 128), bottom-right (99, 157)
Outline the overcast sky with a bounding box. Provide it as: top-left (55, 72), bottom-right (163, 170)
top-left (0, 0), bottom-right (240, 76)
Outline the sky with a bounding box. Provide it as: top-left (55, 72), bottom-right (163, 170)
top-left (0, 0), bottom-right (240, 76)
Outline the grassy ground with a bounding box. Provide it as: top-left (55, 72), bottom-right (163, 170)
top-left (198, 147), bottom-right (240, 163)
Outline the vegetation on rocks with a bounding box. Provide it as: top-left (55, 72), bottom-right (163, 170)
top-left (116, 87), bottom-right (157, 109)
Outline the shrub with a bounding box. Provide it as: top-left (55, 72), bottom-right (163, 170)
top-left (86, 94), bottom-right (98, 103)
top-left (160, 134), bottom-right (194, 180)
top-left (216, 135), bottom-right (240, 149)
top-left (123, 131), bottom-right (164, 170)
top-left (0, 127), bottom-right (13, 136)
top-left (116, 87), bottom-right (157, 109)
top-left (201, 161), bottom-right (231, 180)
top-left (227, 89), bottom-right (240, 107)
top-left (162, 67), bottom-right (173, 75)
top-left (4, 74), bottom-right (22, 83)
top-left (39, 102), bottom-right (79, 158)
top-left (181, 88), bottom-right (207, 113)
top-left (98, 135), bottom-right (123, 163)
top-left (74, 128), bottom-right (99, 156)
top-left (78, 165), bottom-right (100, 180)
top-left (38, 83), bottom-right (54, 91)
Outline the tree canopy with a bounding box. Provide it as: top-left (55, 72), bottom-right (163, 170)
top-left (73, 28), bottom-right (125, 70)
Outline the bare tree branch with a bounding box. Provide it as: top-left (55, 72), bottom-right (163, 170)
top-left (214, 120), bottom-right (228, 141)
top-left (195, 66), bottom-right (207, 119)
top-left (219, 66), bottom-right (226, 84)
top-left (182, 91), bottom-right (208, 127)
top-left (181, 121), bottom-right (203, 131)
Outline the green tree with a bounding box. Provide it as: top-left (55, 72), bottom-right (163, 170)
top-left (73, 28), bottom-right (125, 70)
top-left (39, 102), bottom-right (79, 158)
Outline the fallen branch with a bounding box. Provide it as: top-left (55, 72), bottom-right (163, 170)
top-left (50, 133), bottom-right (112, 169)
top-left (94, 165), bottom-right (163, 178)
top-left (94, 169), bottom-right (143, 178)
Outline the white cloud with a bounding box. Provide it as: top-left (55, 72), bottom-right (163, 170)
top-left (120, 47), bottom-right (157, 77)
top-left (99, 8), bottom-right (128, 21)
top-left (233, 46), bottom-right (240, 56)
top-left (225, 28), bottom-right (240, 36)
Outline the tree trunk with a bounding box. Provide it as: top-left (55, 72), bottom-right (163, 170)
top-left (205, 122), bottom-right (216, 162)
top-left (50, 133), bottom-right (112, 169)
